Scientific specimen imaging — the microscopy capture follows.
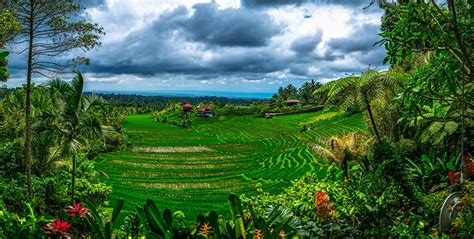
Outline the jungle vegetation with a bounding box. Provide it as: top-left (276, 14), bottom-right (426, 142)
top-left (0, 0), bottom-right (473, 238)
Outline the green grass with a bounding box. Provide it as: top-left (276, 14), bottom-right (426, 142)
top-left (95, 111), bottom-right (366, 221)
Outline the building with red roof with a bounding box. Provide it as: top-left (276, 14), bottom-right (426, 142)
top-left (182, 103), bottom-right (193, 112)
top-left (197, 107), bottom-right (214, 117)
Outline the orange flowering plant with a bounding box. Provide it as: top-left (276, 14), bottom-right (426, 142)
top-left (314, 191), bottom-right (336, 222)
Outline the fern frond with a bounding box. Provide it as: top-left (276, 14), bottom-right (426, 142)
top-left (420, 121), bottom-right (458, 145)
top-left (326, 77), bottom-right (358, 98)
top-left (443, 121), bottom-right (459, 136)
top-left (420, 122), bottom-right (443, 143)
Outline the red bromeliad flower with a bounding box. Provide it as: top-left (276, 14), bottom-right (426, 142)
top-left (65, 203), bottom-right (89, 218)
top-left (44, 217), bottom-right (71, 236)
top-left (448, 170), bottom-right (461, 185)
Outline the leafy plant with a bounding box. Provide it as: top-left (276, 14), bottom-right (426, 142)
top-left (452, 180), bottom-right (474, 237)
top-left (405, 151), bottom-right (459, 192)
top-left (85, 198), bottom-right (124, 239)
top-left (311, 132), bottom-right (371, 181)
top-left (46, 72), bottom-right (111, 203)
top-left (315, 70), bottom-right (402, 141)
top-left (135, 199), bottom-right (174, 239)
top-left (0, 51), bottom-right (9, 82)
top-left (227, 193), bottom-right (250, 239)
top-left (0, 202), bottom-right (52, 238)
top-left (249, 204), bottom-right (300, 238)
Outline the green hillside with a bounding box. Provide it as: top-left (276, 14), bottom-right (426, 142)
top-left (95, 112), bottom-right (366, 221)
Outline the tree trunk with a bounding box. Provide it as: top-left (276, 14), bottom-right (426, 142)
top-left (25, 0), bottom-right (35, 196)
top-left (365, 98), bottom-right (381, 141)
top-left (342, 150), bottom-right (350, 182)
top-left (71, 154), bottom-right (76, 204)
top-left (342, 156), bottom-right (349, 182)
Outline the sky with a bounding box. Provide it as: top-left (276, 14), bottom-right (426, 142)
top-left (6, 0), bottom-right (387, 94)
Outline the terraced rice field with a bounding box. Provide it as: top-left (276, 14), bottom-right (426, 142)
top-left (95, 111), bottom-right (366, 221)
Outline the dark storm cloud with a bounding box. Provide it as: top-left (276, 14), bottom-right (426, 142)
top-left (208, 49), bottom-right (287, 73)
top-left (181, 3), bottom-right (280, 47)
top-left (290, 31), bottom-right (322, 55)
top-left (86, 7), bottom-right (206, 75)
top-left (356, 46), bottom-right (386, 66)
top-left (84, 2), bottom-right (286, 76)
top-left (327, 23), bottom-right (381, 53)
top-left (289, 65), bottom-right (309, 75)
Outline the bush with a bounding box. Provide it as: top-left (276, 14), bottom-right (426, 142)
top-left (0, 154), bottom-right (110, 216)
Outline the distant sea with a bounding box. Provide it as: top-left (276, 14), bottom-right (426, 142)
top-left (90, 90), bottom-right (274, 99)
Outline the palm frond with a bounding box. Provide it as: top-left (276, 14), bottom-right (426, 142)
top-left (49, 78), bottom-right (72, 94)
top-left (70, 72), bottom-right (84, 111)
top-left (82, 94), bottom-right (106, 114)
top-left (309, 143), bottom-right (337, 161)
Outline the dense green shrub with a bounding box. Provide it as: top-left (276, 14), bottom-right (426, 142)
top-left (215, 104), bottom-right (264, 116)
top-left (452, 181), bottom-right (474, 237)
top-left (243, 139), bottom-right (455, 237)
top-left (0, 154), bottom-right (110, 215)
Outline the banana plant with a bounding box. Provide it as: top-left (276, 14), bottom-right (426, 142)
top-left (85, 199), bottom-right (124, 239)
top-left (248, 204), bottom-right (300, 238)
top-left (228, 193), bottom-right (250, 239)
top-left (135, 198), bottom-right (174, 239)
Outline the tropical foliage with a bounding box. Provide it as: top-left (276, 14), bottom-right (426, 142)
top-left (0, 0), bottom-right (473, 238)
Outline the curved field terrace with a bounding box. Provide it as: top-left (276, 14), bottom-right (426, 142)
top-left (95, 112), bottom-right (366, 221)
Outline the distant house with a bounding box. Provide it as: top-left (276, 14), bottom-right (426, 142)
top-left (285, 99), bottom-right (303, 106)
top-left (197, 107), bottom-right (214, 117)
top-left (182, 103), bottom-right (193, 112)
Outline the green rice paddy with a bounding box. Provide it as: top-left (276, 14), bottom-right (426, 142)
top-left (95, 111), bottom-right (366, 221)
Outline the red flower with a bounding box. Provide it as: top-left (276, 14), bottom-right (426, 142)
top-left (448, 170), bottom-right (461, 185)
top-left (315, 191), bottom-right (336, 221)
top-left (65, 203), bottom-right (89, 218)
top-left (44, 217), bottom-right (71, 236)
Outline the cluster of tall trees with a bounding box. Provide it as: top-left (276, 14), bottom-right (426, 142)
top-left (0, 0), bottom-right (106, 201)
top-left (305, 1), bottom-right (473, 236)
top-left (99, 94), bottom-right (260, 115)
top-left (316, 0), bottom-right (472, 150)
top-left (272, 80), bottom-right (323, 105)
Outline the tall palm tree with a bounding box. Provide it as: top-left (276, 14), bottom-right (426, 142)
top-left (315, 69), bottom-right (402, 141)
top-left (47, 72), bottom-right (110, 203)
top-left (310, 132), bottom-right (371, 182)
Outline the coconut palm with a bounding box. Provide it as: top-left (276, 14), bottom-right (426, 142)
top-left (315, 69), bottom-right (402, 141)
top-left (47, 72), bottom-right (110, 203)
top-left (310, 132), bottom-right (371, 182)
